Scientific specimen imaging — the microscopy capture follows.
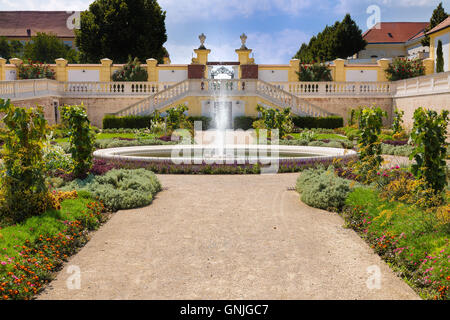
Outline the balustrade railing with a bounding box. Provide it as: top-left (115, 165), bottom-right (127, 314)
top-left (270, 81), bottom-right (392, 96)
top-left (394, 71), bottom-right (450, 97)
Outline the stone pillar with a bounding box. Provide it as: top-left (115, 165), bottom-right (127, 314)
top-left (55, 58), bottom-right (68, 82)
top-left (333, 58), bottom-right (346, 82)
top-left (0, 57), bottom-right (6, 81)
top-left (235, 49), bottom-right (253, 65)
top-left (100, 58), bottom-right (113, 82)
top-left (377, 58), bottom-right (391, 82)
top-left (146, 58), bottom-right (158, 82)
top-left (289, 59), bottom-right (300, 82)
top-left (423, 58), bottom-right (434, 75)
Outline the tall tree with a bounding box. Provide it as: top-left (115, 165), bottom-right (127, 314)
top-left (294, 14), bottom-right (366, 63)
top-left (422, 2), bottom-right (448, 47)
top-left (23, 32), bottom-right (78, 63)
top-left (436, 40), bottom-right (444, 73)
top-left (75, 0), bottom-right (168, 64)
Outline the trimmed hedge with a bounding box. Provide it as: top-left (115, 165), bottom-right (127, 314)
top-left (103, 115), bottom-right (152, 129)
top-left (187, 116), bottom-right (212, 130)
top-left (292, 116), bottom-right (343, 129)
top-left (234, 116), bottom-right (258, 130)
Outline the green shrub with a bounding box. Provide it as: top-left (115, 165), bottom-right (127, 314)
top-left (0, 100), bottom-right (50, 223)
top-left (17, 60), bottom-right (55, 80)
top-left (297, 63), bottom-right (332, 82)
top-left (112, 57), bottom-right (148, 81)
top-left (296, 166), bottom-right (353, 212)
top-left (188, 116), bottom-right (212, 130)
top-left (60, 169), bottom-right (161, 212)
top-left (280, 139), bottom-right (309, 146)
top-left (381, 144), bottom-right (413, 157)
top-left (234, 116), bottom-right (257, 130)
top-left (410, 108), bottom-right (449, 194)
top-left (94, 138), bottom-right (175, 150)
top-left (385, 58), bottom-right (425, 81)
top-left (256, 105), bottom-right (293, 138)
top-left (292, 116), bottom-right (343, 129)
top-left (61, 104), bottom-right (95, 178)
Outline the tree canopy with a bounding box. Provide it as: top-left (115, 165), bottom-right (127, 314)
top-left (422, 2), bottom-right (448, 47)
top-left (23, 32), bottom-right (78, 64)
top-left (294, 14), bottom-right (366, 63)
top-left (75, 0), bottom-right (168, 64)
top-left (0, 37), bottom-right (23, 60)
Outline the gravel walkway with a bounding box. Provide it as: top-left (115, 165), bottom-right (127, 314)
top-left (39, 174), bottom-right (419, 300)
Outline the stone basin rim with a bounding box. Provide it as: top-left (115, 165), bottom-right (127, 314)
top-left (93, 145), bottom-right (358, 163)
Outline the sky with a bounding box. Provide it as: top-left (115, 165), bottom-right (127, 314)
top-left (0, 0), bottom-right (448, 64)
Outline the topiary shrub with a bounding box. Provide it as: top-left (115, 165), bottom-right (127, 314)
top-left (296, 166), bottom-right (353, 212)
top-left (292, 116), bottom-right (343, 129)
top-left (103, 115), bottom-right (153, 129)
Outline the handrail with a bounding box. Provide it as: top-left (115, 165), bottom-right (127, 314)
top-left (112, 79), bottom-right (191, 117)
top-left (256, 80), bottom-right (333, 117)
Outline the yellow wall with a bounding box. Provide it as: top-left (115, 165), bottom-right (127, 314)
top-left (429, 27), bottom-right (450, 73)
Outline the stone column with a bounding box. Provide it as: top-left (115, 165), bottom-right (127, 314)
top-left (289, 59), bottom-right (300, 82)
top-left (55, 58), bottom-right (68, 82)
top-left (377, 58), bottom-right (390, 82)
top-left (423, 58), bottom-right (434, 75)
top-left (146, 58), bottom-right (158, 82)
top-left (100, 58), bottom-right (113, 82)
top-left (333, 58), bottom-right (346, 82)
top-left (0, 57), bottom-right (6, 81)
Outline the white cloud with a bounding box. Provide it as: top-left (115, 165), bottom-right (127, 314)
top-left (0, 0), bottom-right (92, 10)
top-left (159, 0), bottom-right (313, 22)
top-left (166, 29), bottom-right (309, 64)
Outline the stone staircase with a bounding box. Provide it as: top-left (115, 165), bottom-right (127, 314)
top-left (111, 79), bottom-right (333, 118)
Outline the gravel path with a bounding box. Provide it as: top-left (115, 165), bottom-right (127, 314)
top-left (39, 174), bottom-right (419, 300)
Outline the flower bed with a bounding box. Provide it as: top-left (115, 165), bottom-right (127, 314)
top-left (344, 187), bottom-right (449, 300)
top-left (0, 192), bottom-right (106, 300)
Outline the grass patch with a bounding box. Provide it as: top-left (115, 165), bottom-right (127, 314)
top-left (290, 133), bottom-right (347, 141)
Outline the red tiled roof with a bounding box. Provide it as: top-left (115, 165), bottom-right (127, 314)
top-left (427, 16), bottom-right (450, 35)
top-left (363, 22), bottom-right (429, 44)
top-left (0, 11), bottom-right (75, 38)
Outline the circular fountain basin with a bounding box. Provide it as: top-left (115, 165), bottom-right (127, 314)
top-left (93, 145), bottom-right (357, 164)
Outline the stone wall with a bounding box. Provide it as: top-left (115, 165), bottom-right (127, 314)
top-left (393, 93), bottom-right (450, 132)
top-left (60, 97), bottom-right (145, 128)
top-left (9, 96), bottom-right (60, 125)
top-left (302, 97), bottom-right (394, 125)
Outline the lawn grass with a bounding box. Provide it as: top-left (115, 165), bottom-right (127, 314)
top-left (0, 191), bottom-right (94, 261)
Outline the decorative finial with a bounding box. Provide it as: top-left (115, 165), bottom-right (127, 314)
top-left (199, 33), bottom-right (206, 49)
top-left (240, 33), bottom-right (248, 50)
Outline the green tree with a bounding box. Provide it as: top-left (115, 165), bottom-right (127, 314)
top-left (0, 37), bottom-right (12, 60)
top-left (76, 0), bottom-right (168, 64)
top-left (422, 2), bottom-right (448, 47)
top-left (24, 32), bottom-right (78, 63)
top-left (0, 38), bottom-right (23, 60)
top-left (436, 40), bottom-right (444, 73)
top-left (294, 14), bottom-right (366, 62)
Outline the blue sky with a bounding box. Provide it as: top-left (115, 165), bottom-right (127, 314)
top-left (0, 0), bottom-right (448, 63)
